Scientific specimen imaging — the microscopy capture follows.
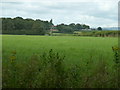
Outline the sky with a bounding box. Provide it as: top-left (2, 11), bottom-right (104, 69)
top-left (0, 0), bottom-right (119, 28)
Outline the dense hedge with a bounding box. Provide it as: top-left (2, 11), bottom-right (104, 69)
top-left (73, 31), bottom-right (120, 37)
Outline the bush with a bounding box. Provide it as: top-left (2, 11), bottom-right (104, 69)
top-left (3, 48), bottom-right (120, 88)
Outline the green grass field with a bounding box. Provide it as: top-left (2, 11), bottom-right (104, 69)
top-left (2, 35), bottom-right (119, 88)
top-left (2, 35), bottom-right (118, 64)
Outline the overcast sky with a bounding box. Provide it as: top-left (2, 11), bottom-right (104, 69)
top-left (0, 0), bottom-right (119, 28)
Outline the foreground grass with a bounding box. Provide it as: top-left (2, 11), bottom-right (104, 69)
top-left (2, 35), bottom-right (119, 88)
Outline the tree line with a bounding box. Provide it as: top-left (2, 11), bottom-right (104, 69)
top-left (56, 23), bottom-right (90, 33)
top-left (1, 17), bottom-right (92, 35)
top-left (2, 17), bottom-right (53, 35)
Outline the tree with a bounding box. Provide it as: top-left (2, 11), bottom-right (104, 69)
top-left (2, 17), bottom-right (53, 35)
top-left (75, 23), bottom-right (82, 30)
top-left (2, 17), bottom-right (91, 35)
top-left (56, 23), bottom-right (90, 33)
top-left (50, 19), bottom-right (53, 25)
top-left (56, 24), bottom-right (73, 33)
top-left (13, 17), bottom-right (25, 30)
top-left (2, 18), bottom-right (15, 30)
top-left (97, 27), bottom-right (102, 30)
top-left (32, 21), bottom-right (46, 35)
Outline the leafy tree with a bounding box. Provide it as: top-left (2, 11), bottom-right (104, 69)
top-left (2, 18), bottom-right (15, 30)
top-left (24, 18), bottom-right (34, 30)
top-left (13, 17), bottom-right (25, 30)
top-left (97, 27), bottom-right (102, 30)
top-left (56, 23), bottom-right (90, 33)
top-left (75, 24), bottom-right (82, 30)
top-left (2, 17), bottom-right (52, 35)
top-left (50, 19), bottom-right (53, 25)
top-left (32, 21), bottom-right (46, 35)
top-left (56, 24), bottom-right (73, 33)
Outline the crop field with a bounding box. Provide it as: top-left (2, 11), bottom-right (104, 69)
top-left (2, 35), bottom-right (119, 88)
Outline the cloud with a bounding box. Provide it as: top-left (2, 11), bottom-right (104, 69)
top-left (0, 0), bottom-right (119, 27)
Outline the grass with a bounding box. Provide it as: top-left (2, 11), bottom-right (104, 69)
top-left (2, 35), bottom-right (119, 88)
top-left (2, 35), bottom-right (117, 65)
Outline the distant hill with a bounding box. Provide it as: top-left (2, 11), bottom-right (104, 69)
top-left (102, 27), bottom-right (119, 30)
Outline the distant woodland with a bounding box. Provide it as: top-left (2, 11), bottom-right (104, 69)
top-left (1, 17), bottom-right (90, 35)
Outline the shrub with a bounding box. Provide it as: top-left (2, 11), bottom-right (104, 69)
top-left (34, 49), bottom-right (66, 88)
top-left (112, 46), bottom-right (120, 88)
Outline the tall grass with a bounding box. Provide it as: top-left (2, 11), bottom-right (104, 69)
top-left (2, 49), bottom-right (120, 88)
top-left (2, 35), bottom-right (119, 88)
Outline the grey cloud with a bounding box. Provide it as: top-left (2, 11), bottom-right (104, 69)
top-left (1, 1), bottom-right (118, 27)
